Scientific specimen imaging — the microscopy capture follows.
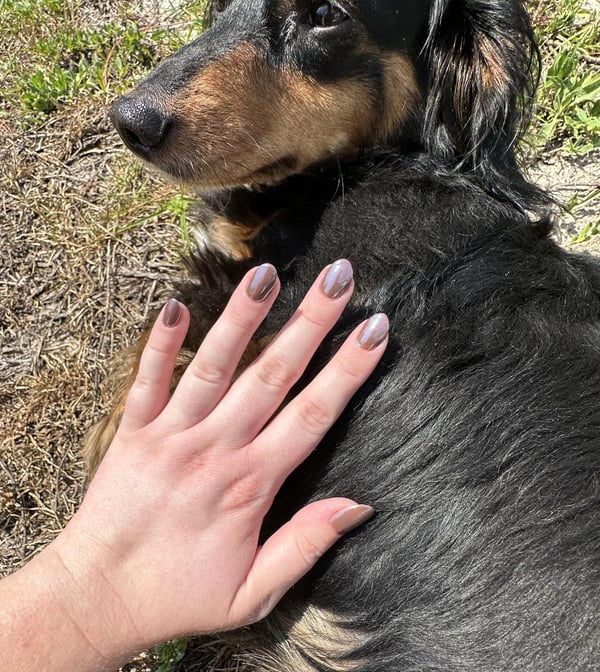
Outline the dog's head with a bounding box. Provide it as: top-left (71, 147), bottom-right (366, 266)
top-left (111, 0), bottom-right (538, 192)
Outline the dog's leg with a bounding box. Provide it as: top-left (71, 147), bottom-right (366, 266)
top-left (198, 604), bottom-right (368, 672)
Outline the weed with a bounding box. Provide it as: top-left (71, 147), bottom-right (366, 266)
top-left (19, 61), bottom-right (87, 115)
top-left (7, 21), bottom-right (158, 123)
top-left (161, 194), bottom-right (196, 254)
top-left (531, 0), bottom-right (600, 153)
top-left (155, 638), bottom-right (188, 672)
top-left (0, 0), bottom-right (64, 24)
top-left (0, 0), bottom-right (209, 126)
top-left (568, 188), bottom-right (600, 243)
top-left (571, 220), bottom-right (600, 244)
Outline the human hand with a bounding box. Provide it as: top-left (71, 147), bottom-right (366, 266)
top-left (46, 260), bottom-right (388, 664)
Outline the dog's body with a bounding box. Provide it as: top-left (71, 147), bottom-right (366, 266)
top-left (86, 0), bottom-right (600, 669)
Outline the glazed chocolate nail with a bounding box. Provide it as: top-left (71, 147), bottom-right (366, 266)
top-left (247, 263), bottom-right (277, 302)
top-left (162, 299), bottom-right (182, 327)
top-left (321, 259), bottom-right (353, 298)
top-left (331, 504), bottom-right (375, 535)
top-left (357, 313), bottom-right (389, 350)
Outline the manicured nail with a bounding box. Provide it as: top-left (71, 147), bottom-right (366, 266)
top-left (321, 259), bottom-right (353, 298)
top-left (162, 299), bottom-right (182, 327)
top-left (247, 263), bottom-right (277, 302)
top-left (331, 504), bottom-right (375, 535)
top-left (357, 313), bottom-right (389, 350)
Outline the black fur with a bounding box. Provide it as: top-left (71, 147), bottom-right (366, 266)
top-left (176, 155), bottom-right (600, 670)
top-left (109, 0), bottom-right (600, 669)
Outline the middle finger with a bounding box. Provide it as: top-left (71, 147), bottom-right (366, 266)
top-left (207, 259), bottom-right (355, 445)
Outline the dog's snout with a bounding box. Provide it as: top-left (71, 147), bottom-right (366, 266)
top-left (110, 97), bottom-right (172, 156)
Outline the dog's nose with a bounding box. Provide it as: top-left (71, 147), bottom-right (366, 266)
top-left (110, 97), bottom-right (172, 155)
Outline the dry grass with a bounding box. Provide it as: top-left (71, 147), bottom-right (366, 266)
top-left (0, 0), bottom-right (598, 670)
top-left (0, 99), bottom-right (184, 568)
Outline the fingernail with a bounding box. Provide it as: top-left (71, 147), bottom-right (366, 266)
top-left (321, 259), bottom-right (353, 298)
top-left (247, 263), bottom-right (277, 302)
top-left (357, 313), bottom-right (389, 350)
top-left (331, 504), bottom-right (375, 535)
top-left (162, 299), bottom-right (182, 327)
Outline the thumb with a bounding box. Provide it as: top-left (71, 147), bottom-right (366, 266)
top-left (228, 499), bottom-right (375, 627)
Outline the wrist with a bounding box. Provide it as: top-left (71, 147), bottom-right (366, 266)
top-left (43, 522), bottom-right (146, 669)
top-left (0, 542), bottom-right (123, 672)
top-left (0, 517), bottom-right (148, 672)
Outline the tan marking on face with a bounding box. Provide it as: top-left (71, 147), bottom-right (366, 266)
top-left (155, 43), bottom-right (418, 188)
top-left (376, 52), bottom-right (421, 141)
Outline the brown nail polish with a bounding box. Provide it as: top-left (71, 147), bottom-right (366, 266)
top-left (321, 259), bottom-right (353, 298)
top-left (247, 264), bottom-right (277, 302)
top-left (331, 504), bottom-right (375, 535)
top-left (357, 314), bottom-right (389, 350)
top-left (162, 299), bottom-right (182, 327)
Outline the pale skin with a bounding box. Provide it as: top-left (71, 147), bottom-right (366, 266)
top-left (0, 260), bottom-right (388, 671)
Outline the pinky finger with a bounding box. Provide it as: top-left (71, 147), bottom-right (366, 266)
top-left (120, 299), bottom-right (190, 432)
top-left (227, 499), bottom-right (375, 628)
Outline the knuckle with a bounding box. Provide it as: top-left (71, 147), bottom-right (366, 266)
top-left (141, 340), bottom-right (174, 363)
top-left (227, 308), bottom-right (260, 334)
top-left (244, 596), bottom-right (275, 626)
top-left (132, 373), bottom-right (158, 392)
top-left (294, 526), bottom-right (326, 567)
top-left (299, 307), bottom-right (332, 330)
top-left (296, 397), bottom-right (334, 436)
top-left (331, 352), bottom-right (364, 381)
top-left (256, 355), bottom-right (296, 390)
top-left (146, 341), bottom-right (171, 356)
top-left (190, 356), bottom-right (230, 386)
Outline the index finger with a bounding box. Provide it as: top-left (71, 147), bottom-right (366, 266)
top-left (250, 313), bottom-right (389, 485)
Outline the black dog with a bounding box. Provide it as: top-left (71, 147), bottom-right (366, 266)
top-left (86, 0), bottom-right (600, 669)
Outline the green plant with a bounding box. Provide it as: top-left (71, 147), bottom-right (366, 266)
top-left (13, 21), bottom-right (160, 121)
top-left (570, 220), bottom-right (600, 244)
top-left (154, 638), bottom-right (189, 672)
top-left (568, 188), bottom-right (600, 243)
top-left (163, 194), bottom-right (196, 253)
top-left (1, 0), bottom-right (210, 126)
top-left (536, 40), bottom-right (600, 152)
top-left (0, 0), bottom-right (64, 23)
top-left (19, 60), bottom-right (87, 115)
top-left (532, 0), bottom-right (600, 153)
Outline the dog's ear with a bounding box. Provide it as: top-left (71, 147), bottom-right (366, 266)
top-left (422, 0), bottom-right (540, 182)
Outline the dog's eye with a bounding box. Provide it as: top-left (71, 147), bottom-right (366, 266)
top-left (311, 1), bottom-right (347, 28)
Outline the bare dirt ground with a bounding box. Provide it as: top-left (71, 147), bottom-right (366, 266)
top-left (531, 148), bottom-right (600, 242)
top-left (0, 3), bottom-right (598, 671)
